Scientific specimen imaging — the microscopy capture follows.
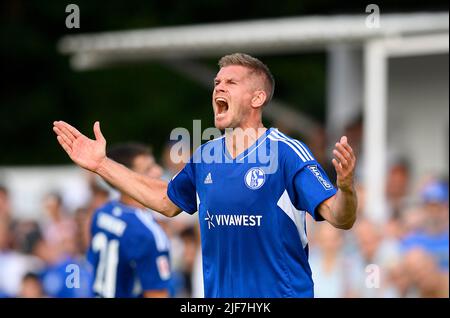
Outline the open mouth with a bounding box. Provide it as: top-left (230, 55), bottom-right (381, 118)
top-left (215, 97), bottom-right (229, 118)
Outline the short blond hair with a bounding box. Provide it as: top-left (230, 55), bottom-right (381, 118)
top-left (218, 53), bottom-right (275, 105)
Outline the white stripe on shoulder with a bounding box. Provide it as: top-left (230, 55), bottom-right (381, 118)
top-left (278, 131), bottom-right (314, 161)
top-left (296, 141), bottom-right (314, 161)
top-left (268, 134), bottom-right (307, 162)
top-left (272, 130), bottom-right (314, 161)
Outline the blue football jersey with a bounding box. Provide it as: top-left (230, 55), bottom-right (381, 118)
top-left (87, 201), bottom-right (171, 298)
top-left (167, 128), bottom-right (337, 298)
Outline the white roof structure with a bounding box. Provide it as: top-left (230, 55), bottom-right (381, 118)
top-left (58, 12), bottom-right (449, 70)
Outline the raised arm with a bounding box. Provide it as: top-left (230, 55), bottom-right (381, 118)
top-left (53, 121), bottom-right (181, 217)
top-left (317, 136), bottom-right (357, 230)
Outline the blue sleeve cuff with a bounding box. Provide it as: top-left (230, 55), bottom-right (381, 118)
top-left (167, 182), bottom-right (197, 214)
top-left (309, 188), bottom-right (337, 221)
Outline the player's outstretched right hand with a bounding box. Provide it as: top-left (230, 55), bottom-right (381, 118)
top-left (53, 121), bottom-right (107, 173)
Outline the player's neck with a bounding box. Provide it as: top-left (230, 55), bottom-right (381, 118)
top-left (119, 194), bottom-right (145, 209)
top-left (225, 122), bottom-right (267, 159)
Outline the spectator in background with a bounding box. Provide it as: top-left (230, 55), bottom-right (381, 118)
top-left (88, 174), bottom-right (112, 211)
top-left (73, 207), bottom-right (92, 255)
top-left (309, 222), bottom-right (350, 297)
top-left (40, 192), bottom-right (94, 298)
top-left (18, 272), bottom-right (46, 298)
top-left (41, 192), bottom-right (77, 257)
top-left (385, 260), bottom-right (416, 298)
top-left (343, 115), bottom-right (363, 159)
top-left (161, 140), bottom-right (191, 181)
top-left (0, 217), bottom-right (43, 297)
top-left (348, 218), bottom-right (400, 297)
top-left (343, 114), bottom-right (363, 181)
top-left (177, 226), bottom-right (200, 297)
top-left (305, 127), bottom-right (328, 168)
top-left (386, 160), bottom-right (411, 220)
top-left (400, 205), bottom-right (425, 236)
top-left (401, 179), bottom-right (449, 271)
top-left (11, 220), bottom-right (40, 253)
top-left (0, 185), bottom-right (11, 224)
top-left (28, 227), bottom-right (93, 298)
top-left (403, 248), bottom-right (449, 298)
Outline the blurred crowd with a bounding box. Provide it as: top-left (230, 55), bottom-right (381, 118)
top-left (306, 118), bottom-right (449, 298)
top-left (0, 130), bottom-right (448, 298)
top-left (308, 175), bottom-right (449, 298)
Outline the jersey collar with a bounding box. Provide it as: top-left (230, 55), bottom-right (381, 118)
top-left (222, 127), bottom-right (274, 162)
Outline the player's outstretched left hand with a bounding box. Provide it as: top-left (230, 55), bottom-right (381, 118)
top-left (331, 136), bottom-right (356, 192)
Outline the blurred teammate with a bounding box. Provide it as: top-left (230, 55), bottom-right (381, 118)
top-left (87, 143), bottom-right (171, 298)
top-left (53, 53), bottom-right (357, 297)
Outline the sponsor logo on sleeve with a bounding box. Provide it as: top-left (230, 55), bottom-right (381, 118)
top-left (156, 255), bottom-right (171, 280)
top-left (307, 165), bottom-right (333, 190)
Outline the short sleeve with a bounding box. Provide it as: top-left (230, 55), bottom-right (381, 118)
top-left (133, 239), bottom-right (171, 291)
top-left (293, 163), bottom-right (337, 221)
top-left (167, 160), bottom-right (197, 214)
top-left (281, 139), bottom-right (336, 221)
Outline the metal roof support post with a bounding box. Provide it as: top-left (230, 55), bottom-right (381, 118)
top-left (363, 39), bottom-right (388, 224)
top-left (326, 44), bottom-right (363, 155)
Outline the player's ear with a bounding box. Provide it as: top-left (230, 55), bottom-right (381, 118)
top-left (251, 90), bottom-right (267, 109)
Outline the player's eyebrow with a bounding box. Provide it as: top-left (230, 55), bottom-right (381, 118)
top-left (214, 77), bottom-right (239, 85)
